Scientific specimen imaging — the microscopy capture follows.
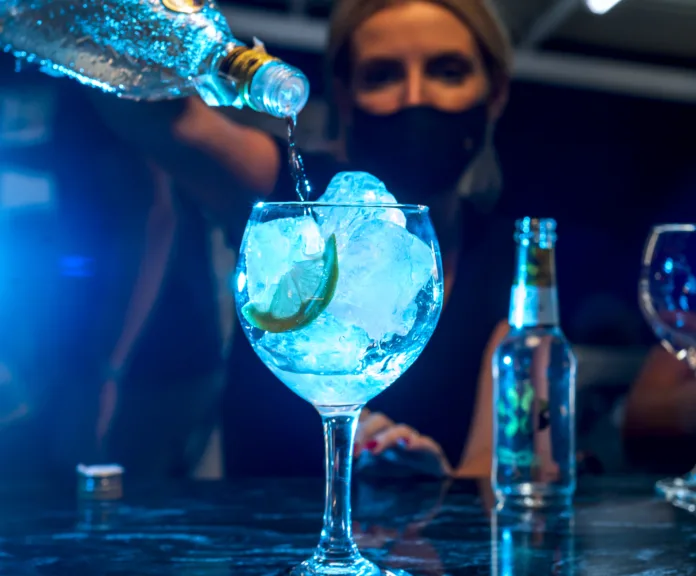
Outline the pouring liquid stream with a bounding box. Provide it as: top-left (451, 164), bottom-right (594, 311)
top-left (287, 115), bottom-right (313, 202)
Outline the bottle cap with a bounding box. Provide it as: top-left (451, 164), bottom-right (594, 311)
top-left (514, 217), bottom-right (557, 247)
top-left (216, 45), bottom-right (310, 117)
top-left (248, 61), bottom-right (310, 118)
top-left (76, 464), bottom-right (124, 500)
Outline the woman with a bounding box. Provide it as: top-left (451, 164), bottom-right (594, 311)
top-left (219, 0), bottom-right (515, 479)
top-left (87, 0), bottom-right (512, 479)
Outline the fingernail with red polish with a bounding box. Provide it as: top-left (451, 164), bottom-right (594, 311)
top-left (365, 440), bottom-right (378, 452)
top-left (353, 444), bottom-right (362, 457)
top-left (398, 437), bottom-right (410, 448)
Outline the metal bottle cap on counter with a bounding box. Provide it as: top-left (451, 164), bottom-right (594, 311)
top-left (76, 463), bottom-right (124, 500)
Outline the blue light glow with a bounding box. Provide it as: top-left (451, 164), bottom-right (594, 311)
top-left (59, 255), bottom-right (94, 278)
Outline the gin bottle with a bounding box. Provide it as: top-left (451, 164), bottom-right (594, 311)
top-left (0, 0), bottom-right (309, 118)
top-left (492, 218), bottom-right (576, 508)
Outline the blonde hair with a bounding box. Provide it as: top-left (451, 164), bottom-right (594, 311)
top-left (325, 0), bottom-right (514, 206)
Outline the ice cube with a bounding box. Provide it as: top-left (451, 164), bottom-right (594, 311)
top-left (243, 216), bottom-right (323, 311)
top-left (321, 171), bottom-right (390, 204)
top-left (315, 172), bottom-right (406, 246)
top-left (327, 219), bottom-right (436, 341)
top-left (256, 314), bottom-right (371, 374)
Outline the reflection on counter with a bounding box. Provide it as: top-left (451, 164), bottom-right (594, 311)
top-left (492, 505), bottom-right (575, 576)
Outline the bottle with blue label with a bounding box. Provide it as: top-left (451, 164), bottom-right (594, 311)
top-left (492, 217), bottom-right (576, 508)
top-left (0, 0), bottom-right (309, 118)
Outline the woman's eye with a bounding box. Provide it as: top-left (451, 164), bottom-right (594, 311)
top-left (427, 54), bottom-right (473, 85)
top-left (356, 60), bottom-right (405, 91)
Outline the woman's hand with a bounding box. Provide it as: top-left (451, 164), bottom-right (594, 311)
top-left (354, 409), bottom-right (452, 478)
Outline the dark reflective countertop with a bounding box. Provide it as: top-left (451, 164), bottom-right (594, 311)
top-left (0, 476), bottom-right (693, 575)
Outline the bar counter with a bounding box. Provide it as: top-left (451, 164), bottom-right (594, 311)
top-left (0, 476), bottom-right (692, 575)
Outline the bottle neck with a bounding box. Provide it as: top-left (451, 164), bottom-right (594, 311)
top-left (508, 243), bottom-right (559, 329)
top-left (217, 45), bottom-right (279, 111)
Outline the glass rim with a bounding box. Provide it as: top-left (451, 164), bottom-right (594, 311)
top-left (651, 223), bottom-right (696, 234)
top-left (642, 223), bottom-right (696, 266)
top-left (253, 201), bottom-right (430, 212)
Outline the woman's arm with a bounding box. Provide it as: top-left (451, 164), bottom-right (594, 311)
top-left (88, 93), bottom-right (281, 231)
top-left (454, 319), bottom-right (510, 478)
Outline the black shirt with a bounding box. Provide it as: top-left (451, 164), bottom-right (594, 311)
top-left (224, 146), bottom-right (515, 475)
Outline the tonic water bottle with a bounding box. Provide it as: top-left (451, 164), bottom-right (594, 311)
top-left (492, 217), bottom-right (576, 508)
top-left (0, 0), bottom-right (309, 117)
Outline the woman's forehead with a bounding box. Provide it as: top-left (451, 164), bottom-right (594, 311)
top-left (351, 2), bottom-right (480, 62)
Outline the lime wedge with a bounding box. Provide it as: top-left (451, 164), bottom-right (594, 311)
top-left (242, 234), bottom-right (339, 333)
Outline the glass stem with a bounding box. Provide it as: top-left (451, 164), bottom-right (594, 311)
top-left (316, 408), bottom-right (362, 562)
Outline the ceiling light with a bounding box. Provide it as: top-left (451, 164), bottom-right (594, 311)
top-left (585, 0), bottom-right (624, 14)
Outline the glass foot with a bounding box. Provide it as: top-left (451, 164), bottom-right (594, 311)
top-left (290, 556), bottom-right (408, 576)
top-left (656, 473), bottom-right (696, 513)
top-left (671, 492), bottom-right (696, 514)
top-left (655, 473), bottom-right (696, 502)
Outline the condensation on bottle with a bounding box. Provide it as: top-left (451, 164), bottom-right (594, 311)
top-left (0, 0), bottom-right (310, 118)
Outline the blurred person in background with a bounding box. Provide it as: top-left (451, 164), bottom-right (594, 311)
top-left (207, 0), bottom-right (517, 479)
top-left (623, 342), bottom-right (696, 473)
top-left (0, 54), bottom-right (227, 482)
top-left (49, 0), bottom-right (510, 479)
top-left (211, 0), bottom-right (622, 479)
top-left (77, 0), bottom-right (623, 480)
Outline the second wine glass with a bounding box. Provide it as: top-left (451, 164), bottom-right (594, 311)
top-left (639, 223), bottom-right (696, 505)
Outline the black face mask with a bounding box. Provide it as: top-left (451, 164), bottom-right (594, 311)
top-left (347, 103), bottom-right (488, 202)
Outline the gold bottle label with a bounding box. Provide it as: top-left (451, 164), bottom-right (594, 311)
top-left (161, 0), bottom-right (205, 14)
top-left (515, 246), bottom-right (553, 287)
top-left (218, 47), bottom-right (279, 111)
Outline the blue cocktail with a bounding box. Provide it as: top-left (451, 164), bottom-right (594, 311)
top-left (234, 173), bottom-right (443, 575)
